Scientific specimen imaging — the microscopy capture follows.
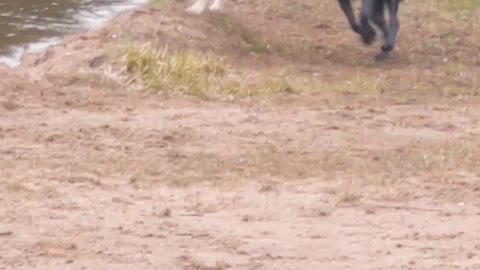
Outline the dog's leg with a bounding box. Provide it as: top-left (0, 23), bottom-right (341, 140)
top-left (186, 0), bottom-right (210, 14)
top-left (370, 0), bottom-right (388, 40)
top-left (359, 0), bottom-right (377, 45)
top-left (338, 0), bottom-right (361, 34)
top-left (384, 0), bottom-right (400, 51)
top-left (374, 0), bottom-right (400, 61)
top-left (209, 0), bottom-right (223, 11)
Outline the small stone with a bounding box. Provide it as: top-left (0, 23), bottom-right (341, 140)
top-left (0, 231), bottom-right (13, 237)
top-left (159, 208), bottom-right (171, 217)
top-left (241, 215), bottom-right (252, 222)
top-left (111, 197), bottom-right (123, 203)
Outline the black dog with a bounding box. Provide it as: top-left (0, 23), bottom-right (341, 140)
top-left (338, 0), bottom-right (401, 61)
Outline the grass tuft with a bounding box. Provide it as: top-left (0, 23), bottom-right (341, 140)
top-left (124, 43), bottom-right (228, 98)
top-left (338, 191), bottom-right (361, 204)
top-left (122, 43), bottom-right (302, 98)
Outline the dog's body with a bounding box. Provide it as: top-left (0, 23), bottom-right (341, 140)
top-left (338, 0), bottom-right (401, 61)
top-left (186, 0), bottom-right (223, 14)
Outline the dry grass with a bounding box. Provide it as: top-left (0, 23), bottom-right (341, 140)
top-left (124, 43), bottom-right (228, 98)
top-left (435, 0), bottom-right (480, 12)
top-left (117, 43), bottom-right (304, 99)
top-left (117, 40), bottom-right (392, 99)
top-left (327, 71), bottom-right (386, 95)
top-left (337, 191), bottom-right (361, 204)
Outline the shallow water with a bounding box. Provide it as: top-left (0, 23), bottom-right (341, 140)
top-left (0, 0), bottom-right (146, 67)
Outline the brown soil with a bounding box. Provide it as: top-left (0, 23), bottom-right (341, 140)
top-left (1, 0), bottom-right (480, 269)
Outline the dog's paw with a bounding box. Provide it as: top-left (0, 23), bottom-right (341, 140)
top-left (360, 28), bottom-right (376, 45)
top-left (352, 24), bottom-right (362, 34)
top-left (381, 44), bottom-right (393, 52)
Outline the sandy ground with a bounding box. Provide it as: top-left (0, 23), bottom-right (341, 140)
top-left (1, 0), bottom-right (480, 269)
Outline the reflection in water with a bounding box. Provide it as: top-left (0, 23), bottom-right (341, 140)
top-left (0, 0), bottom-right (145, 67)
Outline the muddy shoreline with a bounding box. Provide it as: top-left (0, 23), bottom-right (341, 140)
top-left (0, 2), bottom-right (147, 95)
top-left (0, 0), bottom-right (147, 68)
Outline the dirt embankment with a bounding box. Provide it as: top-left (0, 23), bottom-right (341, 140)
top-left (1, 1), bottom-right (480, 269)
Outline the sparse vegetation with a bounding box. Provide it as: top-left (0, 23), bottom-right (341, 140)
top-left (329, 71), bottom-right (385, 95)
top-left (436, 0), bottom-right (480, 12)
top-left (121, 43), bottom-right (302, 98)
top-left (124, 43), bottom-right (228, 98)
top-left (338, 191), bottom-right (361, 204)
top-left (119, 41), bottom-right (398, 98)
